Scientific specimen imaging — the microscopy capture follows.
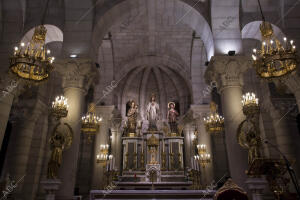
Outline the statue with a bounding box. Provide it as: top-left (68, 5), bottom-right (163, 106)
top-left (47, 122), bottom-right (73, 179)
top-left (237, 116), bottom-right (262, 165)
top-left (146, 94), bottom-right (159, 131)
top-left (167, 102), bottom-right (179, 134)
top-left (127, 100), bottom-right (138, 136)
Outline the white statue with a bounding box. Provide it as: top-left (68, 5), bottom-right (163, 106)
top-left (146, 94), bottom-right (160, 131)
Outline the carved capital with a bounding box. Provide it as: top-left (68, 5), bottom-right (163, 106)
top-left (55, 58), bottom-right (99, 92)
top-left (205, 56), bottom-right (251, 91)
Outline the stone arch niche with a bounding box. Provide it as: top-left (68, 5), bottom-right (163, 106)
top-left (117, 64), bottom-right (192, 125)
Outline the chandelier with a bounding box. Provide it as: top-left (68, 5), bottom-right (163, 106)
top-left (96, 144), bottom-right (110, 163)
top-left (251, 0), bottom-right (298, 80)
top-left (50, 95), bottom-right (69, 120)
top-left (10, 25), bottom-right (55, 83)
top-left (81, 103), bottom-right (102, 141)
top-left (195, 143), bottom-right (211, 168)
top-left (204, 102), bottom-right (224, 134)
top-left (197, 144), bottom-right (207, 154)
top-left (241, 92), bottom-right (260, 116)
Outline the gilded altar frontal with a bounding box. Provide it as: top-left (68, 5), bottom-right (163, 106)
top-left (1, 0), bottom-right (300, 200)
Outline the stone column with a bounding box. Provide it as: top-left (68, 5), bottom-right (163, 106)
top-left (56, 58), bottom-right (98, 199)
top-left (205, 55), bottom-right (250, 189)
top-left (190, 105), bottom-right (214, 186)
top-left (5, 98), bottom-right (47, 199)
top-left (0, 77), bottom-right (25, 150)
top-left (282, 73), bottom-right (300, 111)
top-left (91, 105), bottom-right (114, 189)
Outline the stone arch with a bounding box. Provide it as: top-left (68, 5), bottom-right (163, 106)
top-left (242, 21), bottom-right (286, 41)
top-left (21, 24), bottom-right (63, 44)
top-left (92, 0), bottom-right (214, 60)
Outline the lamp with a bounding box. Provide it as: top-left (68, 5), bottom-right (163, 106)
top-left (241, 92), bottom-right (259, 117)
top-left (251, 0), bottom-right (298, 80)
top-left (96, 144), bottom-right (109, 163)
top-left (9, 0), bottom-right (54, 83)
top-left (81, 103), bottom-right (102, 142)
top-left (50, 96), bottom-right (69, 120)
top-left (204, 102), bottom-right (224, 134)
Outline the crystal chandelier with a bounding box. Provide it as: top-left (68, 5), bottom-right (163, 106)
top-left (251, 0), bottom-right (298, 80)
top-left (50, 95), bottom-right (69, 120)
top-left (204, 102), bottom-right (224, 134)
top-left (81, 103), bottom-right (102, 141)
top-left (96, 144), bottom-right (110, 163)
top-left (241, 92), bottom-right (260, 116)
top-left (10, 25), bottom-right (55, 83)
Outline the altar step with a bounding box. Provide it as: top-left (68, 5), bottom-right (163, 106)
top-left (90, 190), bottom-right (215, 200)
top-left (114, 181), bottom-right (192, 190)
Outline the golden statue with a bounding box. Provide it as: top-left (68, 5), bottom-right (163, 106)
top-left (127, 100), bottom-right (138, 136)
top-left (47, 122), bottom-right (73, 179)
top-left (237, 116), bottom-right (262, 165)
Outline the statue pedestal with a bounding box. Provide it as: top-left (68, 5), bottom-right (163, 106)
top-left (41, 179), bottom-right (61, 200)
top-left (245, 177), bottom-right (268, 200)
top-left (146, 164), bottom-right (161, 182)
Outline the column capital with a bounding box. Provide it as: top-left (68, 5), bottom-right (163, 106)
top-left (55, 58), bottom-right (99, 92)
top-left (205, 55), bottom-right (251, 91)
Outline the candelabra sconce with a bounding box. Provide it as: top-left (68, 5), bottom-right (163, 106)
top-left (178, 153), bottom-right (183, 170)
top-left (81, 103), bottom-right (102, 142)
top-left (170, 153), bottom-right (175, 170)
top-left (161, 151), bottom-right (167, 171)
top-left (137, 120), bottom-right (143, 137)
top-left (140, 151), bottom-right (145, 171)
top-left (241, 92), bottom-right (260, 117)
top-left (195, 153), bottom-right (211, 169)
top-left (197, 144), bottom-right (207, 155)
top-left (96, 144), bottom-right (109, 164)
top-left (204, 102), bottom-right (224, 134)
top-left (50, 96), bottom-right (69, 120)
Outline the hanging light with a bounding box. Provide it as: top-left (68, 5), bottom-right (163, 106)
top-left (197, 144), bottom-right (207, 154)
top-left (50, 95), bottom-right (69, 120)
top-left (241, 92), bottom-right (260, 116)
top-left (96, 144), bottom-right (109, 163)
top-left (81, 103), bottom-right (102, 142)
top-left (9, 0), bottom-right (54, 83)
top-left (194, 144), bottom-right (211, 169)
top-left (252, 0), bottom-right (298, 80)
top-left (204, 102), bottom-right (224, 134)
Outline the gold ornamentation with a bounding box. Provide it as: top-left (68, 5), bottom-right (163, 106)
top-left (252, 21), bottom-right (298, 80)
top-left (81, 103), bottom-right (102, 142)
top-left (238, 92), bottom-right (262, 165)
top-left (161, 151), bottom-right (166, 171)
top-left (47, 122), bottom-right (73, 179)
top-left (10, 25), bottom-right (55, 83)
top-left (50, 96), bottom-right (69, 120)
top-left (96, 144), bottom-right (109, 163)
top-left (140, 151), bottom-right (145, 171)
top-left (204, 102), bottom-right (224, 134)
top-left (214, 178), bottom-right (247, 200)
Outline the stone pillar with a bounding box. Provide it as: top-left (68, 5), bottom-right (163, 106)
top-left (245, 177), bottom-right (268, 200)
top-left (190, 105), bottom-right (214, 186)
top-left (205, 55), bottom-right (250, 188)
top-left (56, 58), bottom-right (98, 198)
top-left (5, 98), bottom-right (47, 199)
top-left (91, 106), bottom-right (114, 189)
top-left (282, 73), bottom-right (300, 111)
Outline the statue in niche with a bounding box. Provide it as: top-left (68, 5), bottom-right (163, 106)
top-left (167, 102), bottom-right (179, 134)
top-left (127, 100), bottom-right (138, 136)
top-left (47, 122), bottom-right (73, 179)
top-left (237, 116), bottom-right (262, 165)
top-left (146, 94), bottom-right (160, 131)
